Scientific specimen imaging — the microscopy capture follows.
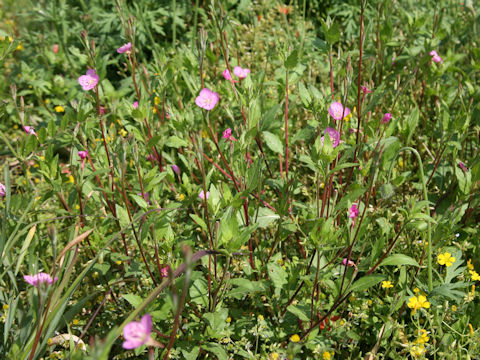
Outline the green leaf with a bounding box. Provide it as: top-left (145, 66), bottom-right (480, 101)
top-left (349, 274), bottom-right (385, 293)
top-left (122, 294), bottom-right (143, 308)
top-left (298, 82), bottom-right (311, 107)
top-left (115, 205), bottom-right (130, 229)
top-left (285, 49), bottom-right (298, 69)
top-left (379, 254), bottom-right (420, 267)
top-left (287, 305), bottom-right (310, 322)
top-left (267, 262), bottom-right (287, 290)
top-left (255, 207), bottom-right (280, 228)
top-left (226, 279), bottom-right (266, 299)
top-left (190, 214), bottom-right (208, 232)
top-left (165, 135), bottom-right (188, 148)
top-left (203, 343), bottom-right (227, 360)
top-left (182, 347), bottom-right (200, 360)
top-left (262, 131), bottom-right (283, 154)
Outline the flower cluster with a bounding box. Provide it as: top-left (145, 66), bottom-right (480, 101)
top-left (24, 272), bottom-right (58, 287)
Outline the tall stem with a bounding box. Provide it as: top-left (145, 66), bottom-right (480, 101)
top-left (386, 147), bottom-right (432, 291)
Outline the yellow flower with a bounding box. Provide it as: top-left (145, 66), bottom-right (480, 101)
top-left (226, 317), bottom-right (231, 323)
top-left (75, 205), bottom-right (80, 210)
top-left (116, 260), bottom-right (122, 265)
top-left (470, 270), bottom-right (480, 281)
top-left (176, 193), bottom-right (185, 201)
top-left (154, 96), bottom-right (161, 105)
top-left (45, 99), bottom-right (50, 104)
top-left (258, 314), bottom-right (264, 321)
top-left (54, 105), bottom-right (65, 113)
top-left (118, 129), bottom-right (128, 137)
top-left (322, 351), bottom-right (332, 360)
top-left (437, 252), bottom-right (455, 267)
top-left (467, 259), bottom-right (474, 270)
top-left (73, 319), bottom-right (79, 325)
top-left (16, 44), bottom-right (23, 51)
top-left (413, 288), bottom-right (420, 294)
top-left (414, 329), bottom-right (429, 344)
top-left (407, 295), bottom-right (430, 314)
top-left (290, 334), bottom-right (300, 343)
top-left (469, 323), bottom-right (474, 336)
top-left (451, 305), bottom-right (457, 312)
top-left (382, 281), bottom-right (393, 289)
top-left (68, 175), bottom-right (74, 183)
top-left (2, 304), bottom-right (8, 311)
top-left (270, 353), bottom-right (279, 360)
top-left (410, 344), bottom-right (426, 358)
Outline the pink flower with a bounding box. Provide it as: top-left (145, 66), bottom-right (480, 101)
top-left (78, 69), bottom-right (99, 91)
top-left (146, 154), bottom-right (155, 162)
top-left (78, 150), bottom-right (88, 159)
top-left (459, 162), bottom-right (468, 173)
top-left (199, 190), bottom-right (210, 200)
top-left (223, 128), bottom-right (232, 139)
top-left (429, 50), bottom-right (442, 63)
top-left (233, 66), bottom-right (250, 79)
top-left (24, 272), bottom-right (58, 287)
top-left (222, 69), bottom-right (232, 81)
top-left (171, 165), bottom-right (180, 175)
top-left (342, 258), bottom-right (355, 267)
top-left (160, 266), bottom-right (170, 278)
top-left (52, 44), bottom-right (59, 53)
top-left (381, 113), bottom-right (392, 124)
top-left (195, 88), bottom-right (219, 111)
top-left (133, 101), bottom-right (139, 109)
top-left (321, 127), bottom-right (340, 148)
top-left (361, 85), bottom-right (372, 94)
top-left (99, 106), bottom-right (106, 115)
top-left (0, 182), bottom-right (5, 197)
top-left (222, 128), bottom-right (237, 142)
top-left (23, 125), bottom-right (36, 136)
top-left (117, 42), bottom-right (132, 54)
top-left (328, 102), bottom-right (350, 121)
top-left (349, 203), bottom-right (359, 219)
top-left (122, 314), bottom-right (153, 350)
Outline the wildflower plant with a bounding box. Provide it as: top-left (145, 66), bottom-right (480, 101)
top-left (0, 0), bottom-right (479, 359)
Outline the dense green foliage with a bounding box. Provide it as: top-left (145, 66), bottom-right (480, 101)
top-left (0, 0), bottom-right (479, 359)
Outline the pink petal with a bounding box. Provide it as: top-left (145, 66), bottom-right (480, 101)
top-left (141, 314), bottom-right (152, 335)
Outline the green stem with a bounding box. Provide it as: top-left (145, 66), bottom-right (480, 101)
top-left (387, 147), bottom-right (432, 291)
